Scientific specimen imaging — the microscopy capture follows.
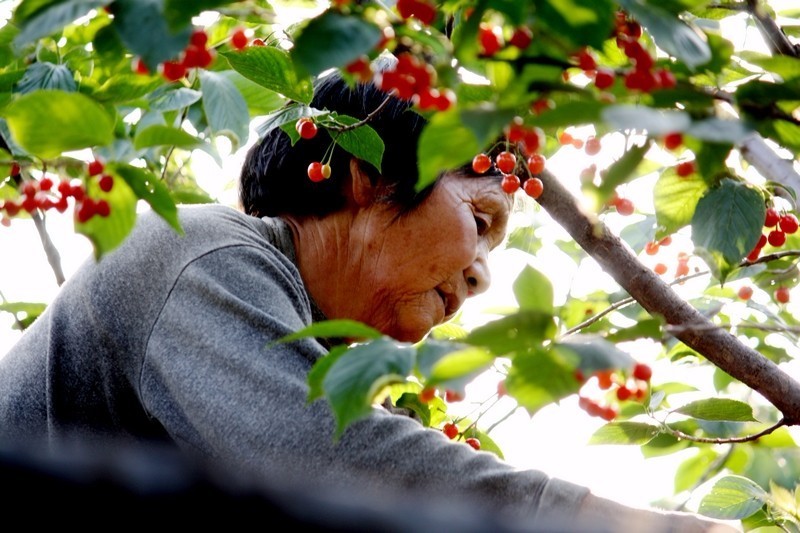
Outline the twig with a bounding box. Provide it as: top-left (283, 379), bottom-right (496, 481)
top-left (326, 94), bottom-right (394, 133)
top-left (30, 211), bottom-right (65, 286)
top-left (662, 417), bottom-right (788, 444)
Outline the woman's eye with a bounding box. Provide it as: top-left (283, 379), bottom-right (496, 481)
top-left (474, 216), bottom-right (489, 235)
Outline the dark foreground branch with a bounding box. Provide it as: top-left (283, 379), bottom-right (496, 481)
top-left (536, 169), bottom-right (800, 425)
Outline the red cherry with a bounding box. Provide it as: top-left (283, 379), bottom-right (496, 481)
top-left (162, 60), bottom-right (187, 81)
top-left (442, 422), bottom-right (458, 440)
top-left (97, 174), bottom-right (114, 192)
top-left (584, 137), bottom-right (601, 156)
top-left (523, 177), bottom-right (544, 199)
top-left (526, 154), bottom-right (546, 175)
top-left (632, 362), bottom-right (652, 381)
top-left (765, 207), bottom-right (780, 227)
top-left (88, 160), bottom-right (104, 176)
top-left (465, 437), bottom-right (481, 450)
top-left (295, 118), bottom-right (318, 140)
top-left (594, 68), bottom-right (615, 90)
top-left (501, 174), bottom-right (520, 194)
top-left (738, 286), bottom-right (754, 300)
top-left (775, 286), bottom-right (791, 304)
top-left (495, 151), bottom-right (516, 174)
top-left (616, 385), bottom-right (632, 401)
top-left (231, 28), bottom-right (248, 50)
top-left (419, 387), bottom-right (436, 403)
top-left (445, 389), bottom-right (464, 402)
top-left (574, 48), bottom-right (597, 71)
top-left (190, 29), bottom-right (209, 48)
top-left (654, 263), bottom-right (668, 275)
top-left (132, 57), bottom-right (150, 75)
top-left (600, 405), bottom-right (618, 421)
top-left (307, 162), bottom-right (326, 182)
top-left (478, 24), bottom-right (502, 56)
top-left (644, 241), bottom-right (660, 255)
top-left (663, 132), bottom-right (683, 151)
top-left (768, 229), bottom-right (786, 247)
top-left (39, 176), bottom-right (53, 191)
top-left (676, 161), bottom-right (695, 177)
top-left (615, 198), bottom-right (634, 216)
top-left (659, 235), bottom-right (673, 246)
top-left (509, 27), bottom-right (533, 50)
top-left (472, 153), bottom-right (492, 174)
top-left (95, 198), bottom-right (111, 217)
top-left (595, 369), bottom-right (614, 390)
top-left (779, 213), bottom-right (799, 234)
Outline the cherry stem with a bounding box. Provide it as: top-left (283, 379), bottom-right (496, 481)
top-left (326, 94), bottom-right (394, 133)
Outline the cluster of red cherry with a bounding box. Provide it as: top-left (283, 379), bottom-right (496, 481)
top-left (571, 12), bottom-right (676, 93)
top-left (0, 161), bottom-right (113, 226)
top-left (374, 52), bottom-right (456, 112)
top-left (132, 28), bottom-right (217, 81)
top-left (576, 363), bottom-right (652, 422)
top-left (746, 206), bottom-right (799, 261)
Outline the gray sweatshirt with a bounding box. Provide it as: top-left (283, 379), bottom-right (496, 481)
top-left (0, 204), bottom-right (589, 527)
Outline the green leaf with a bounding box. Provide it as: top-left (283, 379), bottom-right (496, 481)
top-left (459, 105), bottom-right (516, 150)
top-left (147, 86), bottom-right (202, 112)
top-left (512, 265), bottom-right (554, 314)
top-left (75, 170), bottom-right (138, 259)
top-left (558, 334), bottom-right (635, 375)
top-left (254, 103), bottom-right (325, 138)
top-left (524, 100), bottom-right (605, 129)
top-left (699, 475), bottom-right (768, 520)
top-left (464, 310), bottom-right (558, 354)
top-left (505, 225), bottom-right (541, 255)
top-left (218, 70), bottom-right (286, 116)
top-left (163, 0), bottom-right (238, 30)
top-left (687, 118), bottom-right (754, 145)
top-left (617, 0), bottom-right (711, 69)
top-left (428, 345), bottom-right (495, 384)
top-left (537, 0), bottom-right (616, 49)
top-left (602, 105), bottom-right (691, 137)
top-left (110, 163), bottom-right (182, 234)
top-left (307, 344), bottom-right (348, 404)
top-left (14, 62), bottom-right (76, 93)
top-left (133, 125), bottom-right (201, 150)
top-left (605, 318), bottom-right (665, 342)
top-left (653, 171), bottom-right (708, 235)
top-left (198, 69), bottom-right (250, 150)
top-left (4, 90), bottom-right (113, 158)
top-left (111, 0), bottom-right (192, 70)
top-left (0, 301), bottom-right (47, 326)
top-left (597, 140), bottom-right (652, 196)
top-left (691, 178), bottom-right (765, 282)
top-left (331, 116), bottom-right (385, 172)
top-left (589, 421), bottom-right (661, 445)
top-left (505, 345), bottom-right (582, 416)
top-left (674, 398), bottom-right (759, 422)
top-left (13, 0), bottom-right (108, 49)
top-left (322, 338), bottom-right (416, 437)
top-left (417, 110), bottom-right (480, 192)
top-left (291, 11), bottom-right (381, 77)
top-left (92, 74), bottom-right (163, 104)
top-left (222, 47), bottom-right (313, 104)
top-left (275, 319), bottom-right (382, 345)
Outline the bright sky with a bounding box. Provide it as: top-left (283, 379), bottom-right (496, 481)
top-left (2, 0), bottom-right (800, 514)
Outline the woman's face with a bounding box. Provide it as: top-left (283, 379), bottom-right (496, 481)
top-left (351, 172), bottom-right (512, 342)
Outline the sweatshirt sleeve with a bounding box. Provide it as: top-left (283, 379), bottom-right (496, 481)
top-left (139, 242), bottom-right (590, 528)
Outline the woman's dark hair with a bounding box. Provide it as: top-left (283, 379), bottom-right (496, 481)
top-left (239, 59), bottom-right (434, 218)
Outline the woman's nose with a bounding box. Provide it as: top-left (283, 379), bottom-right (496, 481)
top-left (465, 242), bottom-right (491, 297)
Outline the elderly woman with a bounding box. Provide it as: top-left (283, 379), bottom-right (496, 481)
top-left (0, 69), bottom-right (732, 531)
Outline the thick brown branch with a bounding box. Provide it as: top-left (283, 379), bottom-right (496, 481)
top-left (536, 169), bottom-right (800, 425)
top-left (745, 0), bottom-right (799, 57)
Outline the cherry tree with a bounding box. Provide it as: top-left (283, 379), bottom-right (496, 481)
top-left (1, 1), bottom-right (799, 529)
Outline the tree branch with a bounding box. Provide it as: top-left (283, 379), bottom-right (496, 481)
top-left (31, 211), bottom-right (65, 286)
top-left (536, 168), bottom-right (800, 424)
top-left (661, 417), bottom-right (788, 444)
top-left (745, 0), bottom-right (799, 57)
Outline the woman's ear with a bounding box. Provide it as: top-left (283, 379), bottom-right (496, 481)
top-left (349, 158), bottom-right (377, 207)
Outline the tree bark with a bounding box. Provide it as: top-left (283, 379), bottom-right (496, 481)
top-left (536, 168), bottom-right (800, 424)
